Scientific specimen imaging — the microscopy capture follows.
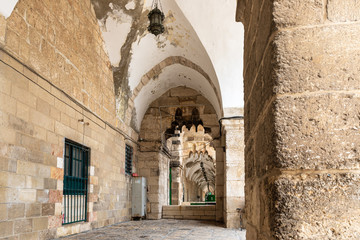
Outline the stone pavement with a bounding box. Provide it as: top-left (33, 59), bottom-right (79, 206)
top-left (57, 219), bottom-right (246, 240)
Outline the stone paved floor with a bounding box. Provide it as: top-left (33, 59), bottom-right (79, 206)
top-left (57, 219), bottom-right (246, 240)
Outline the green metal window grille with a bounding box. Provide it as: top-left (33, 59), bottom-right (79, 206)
top-left (125, 144), bottom-right (133, 175)
top-left (63, 139), bottom-right (90, 225)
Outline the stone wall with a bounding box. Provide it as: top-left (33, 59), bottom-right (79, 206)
top-left (0, 50), bottom-right (136, 239)
top-left (2, 0), bottom-right (115, 124)
top-left (137, 151), bottom-right (170, 220)
top-left (237, 0), bottom-right (360, 239)
top-left (0, 0), bottom-right (140, 239)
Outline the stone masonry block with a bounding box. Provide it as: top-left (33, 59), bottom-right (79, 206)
top-left (244, 48), bottom-right (274, 140)
top-left (245, 181), bottom-right (260, 227)
top-left (25, 203), bottom-right (41, 217)
top-left (19, 189), bottom-right (37, 203)
top-left (8, 203), bottom-right (25, 219)
top-left (50, 167), bottom-right (64, 180)
top-left (275, 93), bottom-right (360, 169)
top-left (19, 232), bottom-right (39, 240)
top-left (48, 215), bottom-right (62, 229)
top-left (48, 190), bottom-right (62, 203)
top-left (32, 217), bottom-right (48, 231)
top-left (5, 28), bottom-right (20, 54)
top-left (0, 221), bottom-right (13, 237)
top-left (42, 203), bottom-right (55, 216)
top-left (14, 219), bottom-right (32, 234)
top-left (269, 173), bottom-right (360, 239)
top-left (0, 171), bottom-right (26, 189)
top-left (327, 0), bottom-right (360, 22)
top-left (273, 0), bottom-right (323, 28)
top-left (0, 204), bottom-right (6, 220)
top-left (0, 93), bottom-right (17, 116)
top-left (36, 189), bottom-right (49, 203)
top-left (274, 24), bottom-right (360, 94)
top-left (244, 0), bottom-right (274, 97)
top-left (254, 109), bottom-right (276, 176)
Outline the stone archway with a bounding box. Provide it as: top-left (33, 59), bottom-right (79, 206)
top-left (137, 86), bottom-right (220, 219)
top-left (124, 56), bottom-right (223, 127)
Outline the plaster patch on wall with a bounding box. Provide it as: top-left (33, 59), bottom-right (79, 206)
top-left (156, 10), bottom-right (191, 49)
top-left (113, 4), bottom-right (149, 121)
top-left (125, 1), bottom-right (136, 10)
top-left (0, 0), bottom-right (18, 18)
top-left (100, 8), bottom-right (132, 66)
top-left (92, 0), bottom-right (150, 122)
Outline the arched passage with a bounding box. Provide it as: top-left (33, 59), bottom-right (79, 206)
top-left (137, 86), bottom-right (220, 219)
top-left (124, 56), bottom-right (223, 130)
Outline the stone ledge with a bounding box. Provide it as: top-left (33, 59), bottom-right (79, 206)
top-left (162, 205), bottom-right (216, 221)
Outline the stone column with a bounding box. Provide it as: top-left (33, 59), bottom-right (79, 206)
top-left (222, 119), bottom-right (245, 228)
top-left (214, 140), bottom-right (224, 222)
top-left (237, 0), bottom-right (360, 239)
top-left (170, 160), bottom-right (182, 205)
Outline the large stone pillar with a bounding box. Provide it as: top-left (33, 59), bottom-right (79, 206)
top-left (237, 0), bottom-right (360, 239)
top-left (223, 119), bottom-right (245, 228)
top-left (170, 160), bottom-right (182, 205)
top-left (214, 140), bottom-right (224, 222)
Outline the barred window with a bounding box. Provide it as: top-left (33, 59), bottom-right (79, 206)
top-left (63, 139), bottom-right (89, 225)
top-left (125, 144), bottom-right (133, 175)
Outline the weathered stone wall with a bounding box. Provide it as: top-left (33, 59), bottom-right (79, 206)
top-left (0, 0), bottom-right (140, 239)
top-left (0, 51), bottom-right (136, 239)
top-left (2, 0), bottom-right (115, 124)
top-left (237, 0), bottom-right (360, 239)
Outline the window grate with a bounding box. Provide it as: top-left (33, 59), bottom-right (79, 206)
top-left (63, 139), bottom-right (90, 225)
top-left (125, 144), bottom-right (133, 175)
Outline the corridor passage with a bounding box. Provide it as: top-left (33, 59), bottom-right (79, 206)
top-left (57, 219), bottom-right (246, 240)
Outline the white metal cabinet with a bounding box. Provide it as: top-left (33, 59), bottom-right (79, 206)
top-left (132, 177), bottom-right (147, 218)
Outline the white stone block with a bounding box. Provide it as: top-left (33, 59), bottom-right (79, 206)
top-left (90, 166), bottom-right (95, 176)
top-left (55, 203), bottom-right (62, 215)
top-left (57, 180), bottom-right (63, 190)
top-left (89, 184), bottom-right (94, 193)
top-left (57, 157), bottom-right (64, 169)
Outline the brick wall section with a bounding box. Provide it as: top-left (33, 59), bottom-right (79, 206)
top-left (0, 50), bottom-right (134, 239)
top-left (237, 0), bottom-right (360, 239)
top-left (2, 0), bottom-right (115, 124)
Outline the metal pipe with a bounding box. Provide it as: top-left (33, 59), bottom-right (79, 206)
top-left (218, 116), bottom-right (244, 136)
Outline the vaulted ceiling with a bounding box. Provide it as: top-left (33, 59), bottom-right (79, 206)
top-left (1, 0), bottom-right (244, 130)
top-left (91, 0), bottom-right (244, 130)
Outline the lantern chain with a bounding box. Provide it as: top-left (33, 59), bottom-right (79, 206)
top-left (151, 0), bottom-right (163, 12)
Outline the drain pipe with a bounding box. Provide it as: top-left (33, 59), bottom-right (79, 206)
top-left (218, 116), bottom-right (244, 137)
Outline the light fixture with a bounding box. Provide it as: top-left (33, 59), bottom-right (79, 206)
top-left (148, 0), bottom-right (165, 36)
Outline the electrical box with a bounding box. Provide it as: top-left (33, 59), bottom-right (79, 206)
top-left (132, 177), bottom-right (147, 219)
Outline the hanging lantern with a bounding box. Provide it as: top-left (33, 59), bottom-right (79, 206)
top-left (148, 0), bottom-right (165, 36)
